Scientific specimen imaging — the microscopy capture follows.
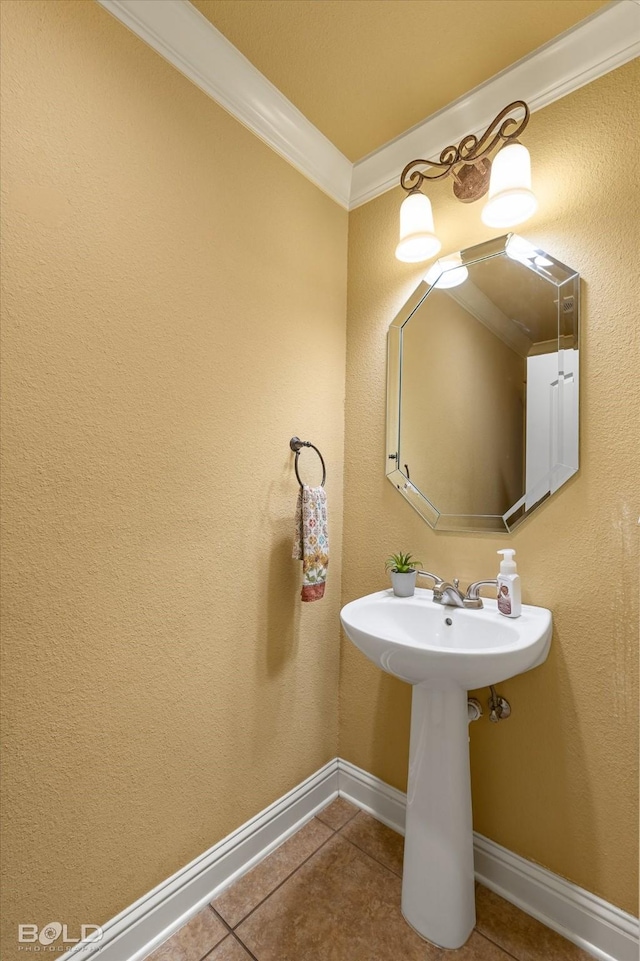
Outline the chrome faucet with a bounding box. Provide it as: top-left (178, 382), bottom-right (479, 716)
top-left (417, 571), bottom-right (466, 607)
top-left (417, 571), bottom-right (499, 610)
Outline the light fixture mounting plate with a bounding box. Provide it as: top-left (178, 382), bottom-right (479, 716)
top-left (452, 159), bottom-right (491, 203)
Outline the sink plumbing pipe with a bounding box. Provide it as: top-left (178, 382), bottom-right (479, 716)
top-left (488, 685), bottom-right (512, 722)
top-left (468, 689), bottom-right (512, 722)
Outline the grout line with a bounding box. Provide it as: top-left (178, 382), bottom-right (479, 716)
top-left (143, 908), bottom-right (229, 961)
top-left (316, 801), bottom-right (360, 832)
top-left (206, 906), bottom-right (260, 961)
top-left (337, 824), bottom-right (404, 879)
top-left (228, 930), bottom-right (261, 961)
top-left (223, 829), bottom-right (340, 930)
top-left (209, 816), bottom-right (334, 928)
top-left (200, 906), bottom-right (232, 960)
top-left (473, 884), bottom-right (532, 961)
top-left (473, 926), bottom-right (524, 961)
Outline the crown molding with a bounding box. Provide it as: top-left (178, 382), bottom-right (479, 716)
top-left (96, 0), bottom-right (638, 212)
top-left (96, 0), bottom-right (352, 208)
top-left (350, 0), bottom-right (640, 208)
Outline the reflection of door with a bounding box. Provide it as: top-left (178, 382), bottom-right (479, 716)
top-left (525, 349), bottom-right (578, 509)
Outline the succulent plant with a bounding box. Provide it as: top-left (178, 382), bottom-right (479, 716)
top-left (385, 552), bottom-right (422, 574)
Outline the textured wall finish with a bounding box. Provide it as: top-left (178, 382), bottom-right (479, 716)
top-left (0, 2), bottom-right (346, 957)
top-left (340, 61), bottom-right (639, 915)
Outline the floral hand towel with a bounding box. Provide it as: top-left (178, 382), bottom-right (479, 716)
top-left (292, 485), bottom-right (329, 602)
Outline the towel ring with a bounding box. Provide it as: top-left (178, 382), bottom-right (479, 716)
top-left (289, 437), bottom-right (326, 488)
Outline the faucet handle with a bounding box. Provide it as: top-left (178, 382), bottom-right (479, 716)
top-left (464, 578), bottom-right (499, 609)
top-left (417, 570), bottom-right (444, 589)
top-left (417, 570), bottom-right (449, 605)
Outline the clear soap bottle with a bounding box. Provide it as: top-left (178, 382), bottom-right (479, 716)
top-left (497, 549), bottom-right (521, 618)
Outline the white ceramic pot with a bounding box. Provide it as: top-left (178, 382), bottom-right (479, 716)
top-left (390, 570), bottom-right (417, 597)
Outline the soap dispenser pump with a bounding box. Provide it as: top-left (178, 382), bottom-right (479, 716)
top-left (497, 549), bottom-right (521, 618)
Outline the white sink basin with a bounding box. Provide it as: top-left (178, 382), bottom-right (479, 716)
top-left (340, 586), bottom-right (552, 950)
top-left (340, 587), bottom-right (552, 689)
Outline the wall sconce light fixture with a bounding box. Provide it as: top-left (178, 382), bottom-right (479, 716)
top-left (396, 101), bottom-right (537, 263)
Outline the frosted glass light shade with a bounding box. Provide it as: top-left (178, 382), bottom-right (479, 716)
top-left (481, 143), bottom-right (538, 228)
top-left (424, 253), bottom-right (468, 289)
top-left (396, 192), bottom-right (441, 263)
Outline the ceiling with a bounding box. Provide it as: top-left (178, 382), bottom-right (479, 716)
top-left (191, 0), bottom-right (609, 162)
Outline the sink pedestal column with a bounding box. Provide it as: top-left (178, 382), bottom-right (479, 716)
top-left (401, 683), bottom-right (475, 949)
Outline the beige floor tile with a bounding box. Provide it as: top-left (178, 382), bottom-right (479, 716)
top-left (145, 940), bottom-right (182, 961)
top-left (212, 816), bottom-right (333, 927)
top-left (146, 908), bottom-right (227, 961)
top-left (203, 935), bottom-right (254, 960)
top-left (316, 796), bottom-right (359, 831)
top-left (475, 885), bottom-right (594, 960)
top-left (236, 834), bottom-right (442, 960)
top-left (446, 930), bottom-right (518, 960)
top-left (340, 810), bottom-right (405, 876)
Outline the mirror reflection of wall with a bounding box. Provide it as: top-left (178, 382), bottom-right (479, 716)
top-left (388, 235), bottom-right (580, 532)
top-left (401, 289), bottom-right (524, 516)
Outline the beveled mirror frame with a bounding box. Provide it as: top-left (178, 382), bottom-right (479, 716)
top-left (386, 234), bottom-right (580, 533)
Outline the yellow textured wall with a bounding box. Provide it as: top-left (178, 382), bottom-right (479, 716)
top-left (0, 2), bottom-right (346, 956)
top-left (340, 61), bottom-right (639, 914)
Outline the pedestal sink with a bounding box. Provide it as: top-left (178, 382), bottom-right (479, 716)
top-left (340, 587), bottom-right (552, 950)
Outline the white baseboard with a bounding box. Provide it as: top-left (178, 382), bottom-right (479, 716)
top-left (64, 757), bottom-right (638, 961)
top-left (337, 757), bottom-right (407, 835)
top-left (338, 759), bottom-right (639, 961)
top-left (473, 834), bottom-right (640, 961)
top-left (64, 760), bottom-right (338, 961)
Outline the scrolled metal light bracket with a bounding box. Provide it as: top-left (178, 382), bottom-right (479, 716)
top-left (400, 100), bottom-right (530, 204)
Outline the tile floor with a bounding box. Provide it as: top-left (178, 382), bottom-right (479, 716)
top-left (146, 798), bottom-right (594, 961)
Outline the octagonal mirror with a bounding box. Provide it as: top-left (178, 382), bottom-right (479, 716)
top-left (387, 234), bottom-right (580, 532)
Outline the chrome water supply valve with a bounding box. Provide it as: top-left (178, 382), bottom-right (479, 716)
top-left (488, 685), bottom-right (511, 723)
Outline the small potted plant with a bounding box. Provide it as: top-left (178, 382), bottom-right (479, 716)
top-left (385, 552), bottom-right (422, 597)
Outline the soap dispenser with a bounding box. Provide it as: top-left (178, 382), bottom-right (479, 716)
top-left (497, 549), bottom-right (521, 618)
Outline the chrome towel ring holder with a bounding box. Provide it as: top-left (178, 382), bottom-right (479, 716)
top-left (290, 437), bottom-right (326, 488)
